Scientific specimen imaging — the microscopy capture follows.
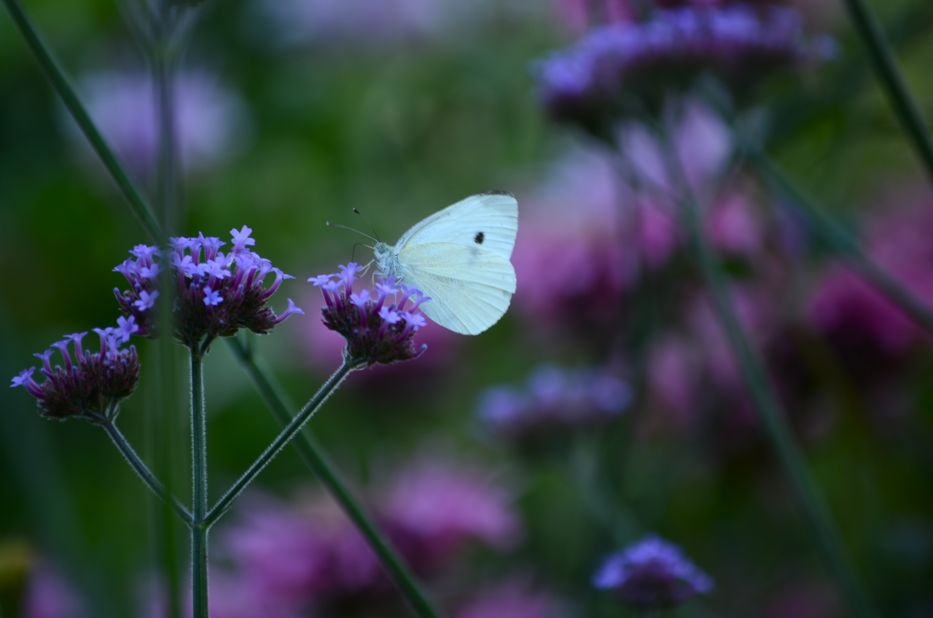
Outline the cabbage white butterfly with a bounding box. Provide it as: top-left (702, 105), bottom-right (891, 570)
top-left (374, 193), bottom-right (518, 335)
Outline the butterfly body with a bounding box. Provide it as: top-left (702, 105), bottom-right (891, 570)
top-left (374, 193), bottom-right (518, 335)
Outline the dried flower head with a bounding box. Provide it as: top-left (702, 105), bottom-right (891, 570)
top-left (309, 263), bottom-right (428, 367)
top-left (593, 535), bottom-right (713, 610)
top-left (534, 5), bottom-right (833, 132)
top-left (478, 365), bottom-right (631, 444)
top-left (114, 226), bottom-right (303, 349)
top-left (11, 322), bottom-right (141, 422)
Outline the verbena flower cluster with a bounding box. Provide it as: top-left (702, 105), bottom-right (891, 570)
top-left (593, 535), bottom-right (713, 610)
top-left (309, 263), bottom-right (428, 366)
top-left (535, 4), bottom-right (833, 131)
top-left (114, 226), bottom-right (303, 348)
top-left (478, 365), bottom-right (631, 444)
top-left (10, 319), bottom-right (141, 422)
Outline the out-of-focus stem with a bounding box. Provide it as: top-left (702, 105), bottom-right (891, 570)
top-left (225, 337), bottom-right (441, 618)
top-left (1, 0), bottom-right (163, 242)
top-left (748, 151), bottom-right (933, 335)
top-left (656, 124), bottom-right (877, 618)
top-left (189, 350), bottom-right (208, 618)
top-left (842, 0), bottom-right (933, 186)
top-left (102, 421), bottom-right (193, 525)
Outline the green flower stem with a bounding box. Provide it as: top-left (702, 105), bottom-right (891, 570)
top-left (1, 0), bottom-right (163, 243)
top-left (748, 150), bottom-right (933, 335)
top-left (225, 337), bottom-right (441, 618)
top-left (189, 350), bottom-right (208, 618)
top-left (842, 0), bottom-right (933, 185)
top-left (205, 356), bottom-right (357, 528)
top-left (656, 127), bottom-right (877, 618)
top-left (102, 421), bottom-right (193, 526)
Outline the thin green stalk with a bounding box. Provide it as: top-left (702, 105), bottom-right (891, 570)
top-left (842, 0), bottom-right (933, 185)
top-left (224, 337), bottom-right (440, 618)
top-left (102, 421), bottom-right (193, 526)
top-left (656, 131), bottom-right (877, 618)
top-left (189, 351), bottom-right (208, 618)
top-left (748, 151), bottom-right (933, 335)
top-left (1, 0), bottom-right (162, 242)
top-left (205, 357), bottom-right (357, 527)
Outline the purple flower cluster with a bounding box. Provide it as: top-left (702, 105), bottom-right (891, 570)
top-left (310, 263), bottom-right (429, 366)
top-left (114, 226), bottom-right (303, 349)
top-left (593, 535), bottom-right (713, 610)
top-left (217, 456), bottom-right (518, 614)
top-left (478, 365), bottom-right (631, 444)
top-left (535, 5), bottom-right (833, 130)
top-left (11, 320), bottom-right (141, 422)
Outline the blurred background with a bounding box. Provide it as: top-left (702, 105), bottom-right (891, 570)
top-left (2, 0), bottom-right (933, 616)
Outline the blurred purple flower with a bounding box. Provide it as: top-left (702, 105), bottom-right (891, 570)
top-left (478, 365), bottom-right (631, 444)
top-left (24, 563), bottom-right (83, 618)
top-left (535, 4), bottom-right (833, 130)
top-left (11, 323), bottom-right (140, 422)
top-left (73, 70), bottom-right (246, 177)
top-left (309, 263), bottom-right (428, 366)
top-left (377, 456), bottom-right (521, 571)
top-left (593, 535), bottom-right (713, 610)
top-left (809, 201), bottom-right (933, 361)
top-left (457, 578), bottom-right (565, 618)
top-left (114, 227), bottom-right (302, 349)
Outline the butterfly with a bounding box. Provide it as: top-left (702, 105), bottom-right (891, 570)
top-left (373, 193), bottom-right (518, 335)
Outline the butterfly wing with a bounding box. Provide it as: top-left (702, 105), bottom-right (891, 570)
top-left (397, 242), bottom-right (516, 335)
top-left (396, 193), bottom-right (518, 260)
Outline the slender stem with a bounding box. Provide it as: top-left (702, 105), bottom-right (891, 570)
top-left (842, 0), bottom-right (933, 185)
top-left (655, 127), bottom-right (876, 618)
top-left (102, 421), bottom-right (193, 526)
top-left (1, 0), bottom-right (163, 242)
top-left (189, 350), bottom-right (208, 618)
top-left (225, 338), bottom-right (441, 618)
top-left (205, 357), bottom-right (356, 527)
top-left (748, 151), bottom-right (933, 335)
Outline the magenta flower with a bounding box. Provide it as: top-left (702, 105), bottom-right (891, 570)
top-left (11, 324), bottom-right (140, 422)
top-left (478, 365), bottom-right (630, 445)
top-left (593, 535), bottom-right (713, 610)
top-left (24, 562), bottom-right (83, 618)
top-left (376, 456), bottom-right (520, 571)
top-left (309, 263), bottom-right (428, 366)
top-left (457, 578), bottom-right (565, 618)
top-left (113, 227), bottom-right (303, 349)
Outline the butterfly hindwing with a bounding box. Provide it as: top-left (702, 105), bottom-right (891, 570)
top-left (397, 241), bottom-right (516, 335)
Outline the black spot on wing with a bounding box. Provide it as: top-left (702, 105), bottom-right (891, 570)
top-left (474, 231), bottom-right (485, 244)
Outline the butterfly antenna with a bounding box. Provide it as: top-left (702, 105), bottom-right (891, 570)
top-left (326, 220), bottom-right (378, 244)
top-left (353, 208), bottom-right (381, 242)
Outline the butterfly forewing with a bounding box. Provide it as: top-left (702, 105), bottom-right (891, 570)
top-left (395, 194), bottom-right (518, 260)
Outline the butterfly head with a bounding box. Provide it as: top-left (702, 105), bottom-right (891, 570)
top-left (373, 242), bottom-right (400, 280)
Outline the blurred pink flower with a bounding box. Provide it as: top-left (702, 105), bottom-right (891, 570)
top-left (24, 563), bottom-right (81, 618)
top-left (457, 578), bottom-right (565, 618)
top-left (555, 0), bottom-right (634, 34)
top-left (809, 200), bottom-right (933, 359)
top-left (378, 456), bottom-right (520, 570)
top-left (72, 70), bottom-right (246, 178)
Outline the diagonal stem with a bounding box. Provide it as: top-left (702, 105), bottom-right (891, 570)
top-left (842, 0), bottom-right (933, 186)
top-left (102, 421), bottom-right (193, 526)
top-left (1, 0), bottom-right (163, 242)
top-left (747, 150), bottom-right (933, 335)
top-left (655, 121), bottom-right (877, 618)
top-left (205, 356), bottom-right (357, 527)
top-left (225, 337), bottom-right (441, 618)
top-left (189, 350), bottom-right (208, 618)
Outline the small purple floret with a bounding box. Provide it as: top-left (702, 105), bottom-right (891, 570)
top-left (593, 535), bottom-right (713, 610)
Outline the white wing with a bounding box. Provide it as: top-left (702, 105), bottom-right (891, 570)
top-left (397, 242), bottom-right (516, 335)
top-left (396, 193), bottom-right (518, 260)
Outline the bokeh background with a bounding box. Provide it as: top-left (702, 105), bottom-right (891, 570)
top-left (2, 0), bottom-right (933, 616)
